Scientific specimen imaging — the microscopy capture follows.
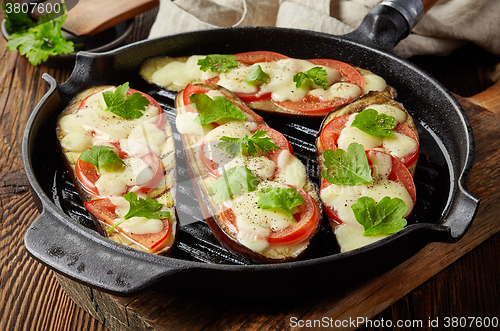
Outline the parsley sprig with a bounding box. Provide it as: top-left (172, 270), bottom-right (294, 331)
top-left (212, 166), bottom-right (258, 201)
top-left (351, 109), bottom-right (397, 138)
top-left (293, 66), bottom-right (329, 90)
top-left (198, 54), bottom-right (238, 73)
top-left (102, 82), bottom-right (150, 119)
top-left (352, 196), bottom-right (407, 236)
top-left (321, 142), bottom-right (373, 186)
top-left (257, 187), bottom-right (305, 222)
top-left (79, 146), bottom-right (124, 173)
top-left (107, 192), bottom-right (171, 233)
top-left (189, 93), bottom-right (245, 125)
top-left (6, 7), bottom-right (74, 66)
top-left (2, 2), bottom-right (35, 33)
top-left (244, 65), bottom-right (270, 85)
top-left (217, 130), bottom-right (280, 157)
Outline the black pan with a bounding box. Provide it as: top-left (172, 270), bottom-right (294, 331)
top-left (22, 0), bottom-right (480, 300)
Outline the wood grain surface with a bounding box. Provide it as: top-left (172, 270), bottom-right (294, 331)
top-left (1, 8), bottom-right (499, 331)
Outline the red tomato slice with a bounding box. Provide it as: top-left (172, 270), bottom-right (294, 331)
top-left (182, 84), bottom-right (264, 123)
top-left (75, 159), bottom-right (100, 196)
top-left (255, 125), bottom-right (293, 164)
top-left (234, 51), bottom-right (290, 64)
top-left (85, 198), bottom-right (171, 253)
top-left (198, 125), bottom-right (293, 179)
top-left (321, 150), bottom-right (416, 225)
top-left (319, 114), bottom-right (419, 168)
top-left (219, 186), bottom-right (320, 246)
top-left (199, 139), bottom-right (222, 179)
top-left (204, 51), bottom-right (290, 103)
top-left (136, 153), bottom-right (165, 193)
top-left (308, 59), bottom-right (364, 88)
top-left (75, 152), bottom-right (163, 196)
top-left (274, 59), bottom-right (364, 115)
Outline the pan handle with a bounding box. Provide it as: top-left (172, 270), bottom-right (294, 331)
top-left (24, 203), bottom-right (186, 296)
top-left (343, 0), bottom-right (438, 53)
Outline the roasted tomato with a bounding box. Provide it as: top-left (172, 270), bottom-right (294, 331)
top-left (84, 198), bottom-right (171, 252)
top-left (220, 185), bottom-right (320, 246)
top-left (319, 114), bottom-right (420, 169)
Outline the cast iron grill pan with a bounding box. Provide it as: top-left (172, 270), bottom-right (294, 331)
top-left (51, 88), bottom-right (451, 266)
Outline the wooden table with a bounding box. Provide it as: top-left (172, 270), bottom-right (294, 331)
top-left (1, 9), bottom-right (499, 331)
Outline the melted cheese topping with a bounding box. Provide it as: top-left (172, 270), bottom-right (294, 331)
top-left (320, 152), bottom-right (413, 252)
top-left (230, 181), bottom-right (292, 252)
top-left (149, 55), bottom-right (386, 104)
top-left (58, 87), bottom-right (169, 235)
top-left (337, 112), bottom-right (417, 159)
top-left (362, 74), bottom-right (388, 94)
top-left (274, 150), bottom-right (307, 189)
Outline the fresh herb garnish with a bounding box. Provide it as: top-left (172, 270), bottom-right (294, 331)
top-left (351, 109), bottom-right (397, 138)
top-left (79, 146), bottom-right (124, 173)
top-left (212, 166), bottom-right (258, 201)
top-left (244, 65), bottom-right (270, 85)
top-left (256, 187), bottom-right (305, 221)
top-left (6, 9), bottom-right (74, 66)
top-left (321, 142), bottom-right (373, 186)
top-left (2, 2), bottom-right (35, 33)
top-left (217, 130), bottom-right (280, 157)
top-left (351, 196), bottom-right (407, 236)
top-left (102, 82), bottom-right (150, 119)
top-left (189, 93), bottom-right (245, 125)
top-left (197, 54), bottom-right (238, 73)
top-left (107, 192), bottom-right (171, 233)
top-left (293, 66), bottom-right (329, 90)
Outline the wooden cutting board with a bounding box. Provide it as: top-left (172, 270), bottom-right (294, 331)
top-left (62, 0), bottom-right (159, 36)
top-left (53, 81), bottom-right (500, 330)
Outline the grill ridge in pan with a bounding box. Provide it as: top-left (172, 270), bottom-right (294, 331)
top-left (51, 81), bottom-right (451, 266)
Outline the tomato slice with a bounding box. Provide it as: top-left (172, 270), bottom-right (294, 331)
top-left (234, 51), bottom-right (290, 64)
top-left (274, 59), bottom-right (364, 115)
top-left (85, 198), bottom-right (171, 253)
top-left (219, 186), bottom-right (320, 246)
top-left (136, 153), bottom-right (165, 193)
top-left (321, 150), bottom-right (417, 225)
top-left (307, 59), bottom-right (364, 88)
top-left (319, 114), bottom-right (420, 168)
top-left (199, 139), bottom-right (222, 179)
top-left (255, 125), bottom-right (293, 164)
top-left (182, 84), bottom-right (264, 123)
top-left (75, 151), bottom-right (163, 197)
top-left (75, 159), bottom-right (100, 196)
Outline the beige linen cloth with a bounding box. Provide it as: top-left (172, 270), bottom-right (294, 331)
top-left (149, 0), bottom-right (500, 78)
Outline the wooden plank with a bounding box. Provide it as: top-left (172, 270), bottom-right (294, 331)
top-left (62, 0), bottom-right (159, 36)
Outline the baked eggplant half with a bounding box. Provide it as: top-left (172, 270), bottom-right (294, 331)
top-left (56, 84), bottom-right (177, 255)
top-left (316, 92), bottom-right (419, 252)
top-left (140, 51), bottom-right (396, 117)
top-left (175, 83), bottom-right (322, 263)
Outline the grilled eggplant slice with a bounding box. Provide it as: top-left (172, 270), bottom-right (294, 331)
top-left (316, 91), bottom-right (419, 252)
top-left (140, 51), bottom-right (396, 117)
top-left (317, 91), bottom-right (419, 176)
top-left (56, 85), bottom-right (177, 255)
top-left (175, 83), bottom-right (322, 263)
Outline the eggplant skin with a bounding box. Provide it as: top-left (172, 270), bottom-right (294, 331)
top-left (316, 91), bottom-right (419, 177)
top-left (175, 84), bottom-right (322, 263)
top-left (55, 86), bottom-right (178, 255)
